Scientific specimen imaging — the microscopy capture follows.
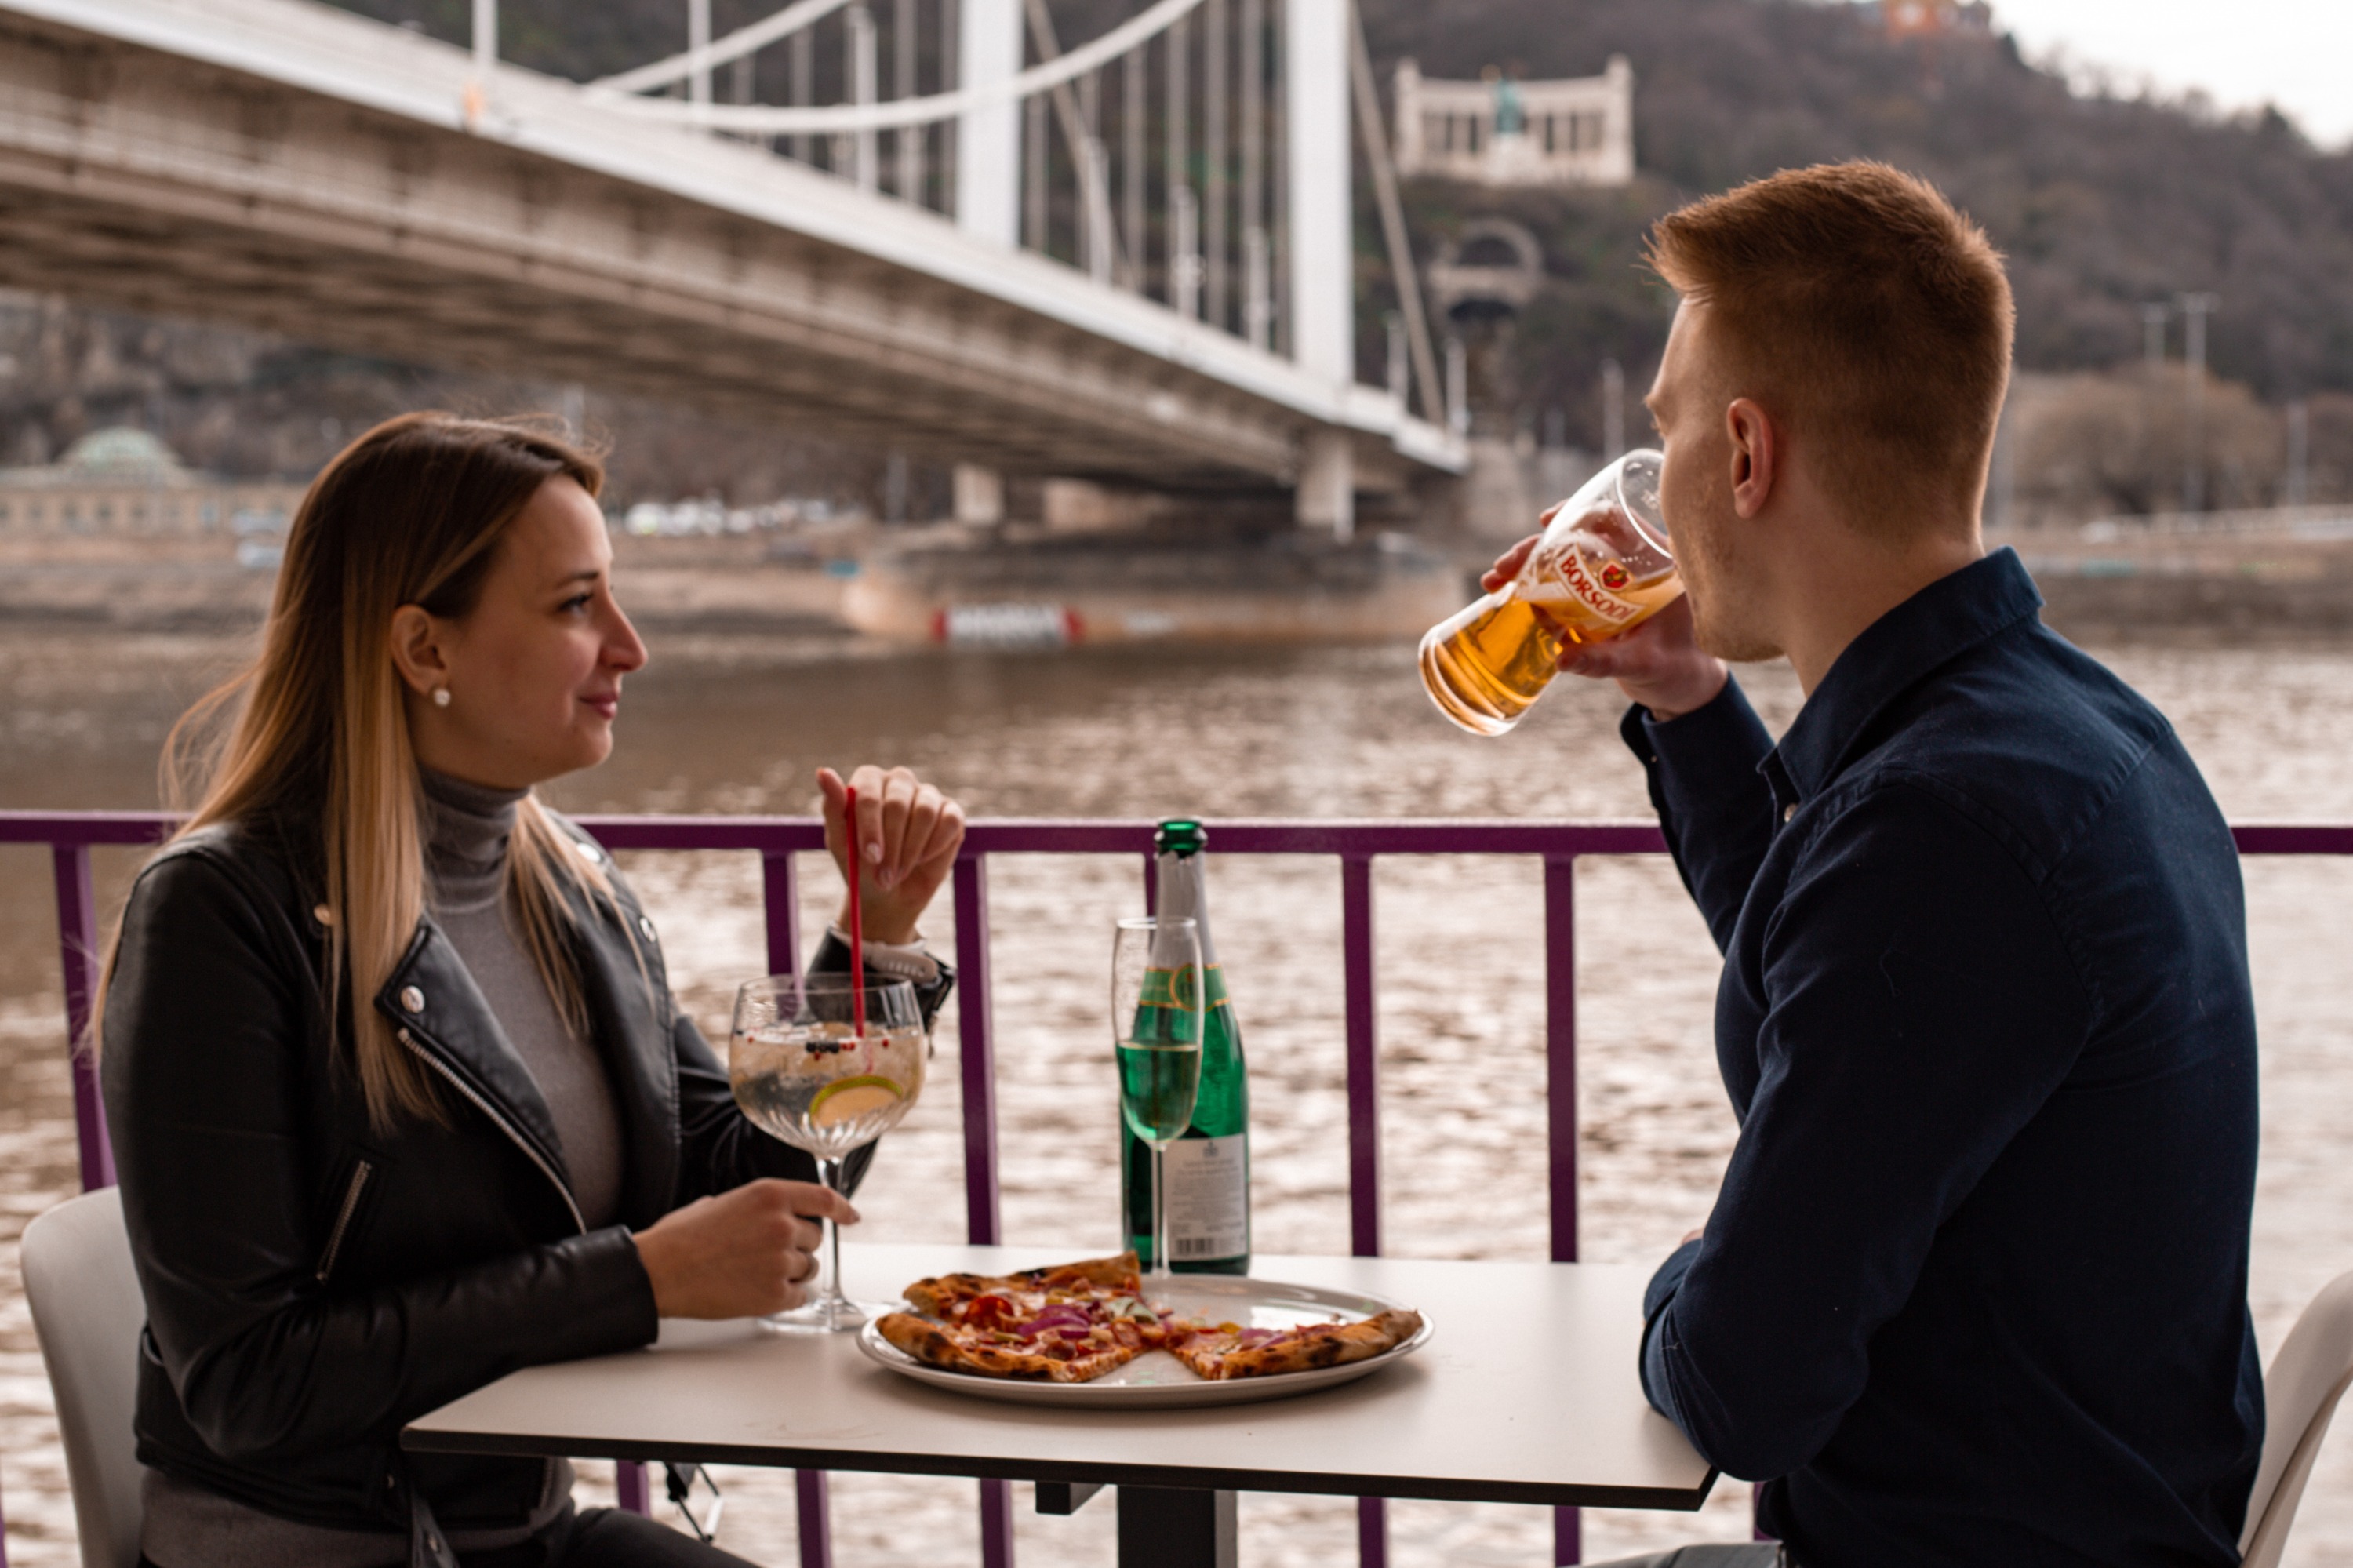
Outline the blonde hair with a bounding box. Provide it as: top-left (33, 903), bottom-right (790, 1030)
top-left (111, 412), bottom-right (624, 1130)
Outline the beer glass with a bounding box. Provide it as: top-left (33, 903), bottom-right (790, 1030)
top-left (729, 972), bottom-right (926, 1331)
top-left (1419, 449), bottom-right (1677, 737)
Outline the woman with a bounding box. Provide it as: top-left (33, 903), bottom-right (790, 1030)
top-left (99, 413), bottom-right (966, 1566)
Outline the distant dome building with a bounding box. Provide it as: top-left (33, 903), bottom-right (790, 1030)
top-left (0, 427), bottom-right (306, 553)
top-left (60, 427), bottom-right (188, 480)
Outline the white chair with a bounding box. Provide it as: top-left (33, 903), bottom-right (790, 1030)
top-left (2242, 1269), bottom-right (2353, 1568)
top-left (22, 1186), bottom-right (145, 1568)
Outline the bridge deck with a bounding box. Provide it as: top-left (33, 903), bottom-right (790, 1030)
top-left (0, 0), bottom-right (1463, 490)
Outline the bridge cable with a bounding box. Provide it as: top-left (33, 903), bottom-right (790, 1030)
top-left (1348, 0), bottom-right (1443, 425)
top-left (1024, 0), bottom-right (1132, 284)
top-left (591, 0), bottom-right (861, 95)
top-left (584, 0), bottom-right (1207, 135)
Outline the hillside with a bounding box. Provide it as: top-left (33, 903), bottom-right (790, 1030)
top-left (2, 0), bottom-right (2348, 504)
top-left (1352, 0), bottom-right (2353, 455)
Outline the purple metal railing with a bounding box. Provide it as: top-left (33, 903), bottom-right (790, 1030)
top-left (5, 811), bottom-right (2352, 1568)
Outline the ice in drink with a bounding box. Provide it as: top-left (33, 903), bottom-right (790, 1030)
top-left (1419, 449), bottom-right (1678, 737)
top-left (729, 1019), bottom-right (927, 1162)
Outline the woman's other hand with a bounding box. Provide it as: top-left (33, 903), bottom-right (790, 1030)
top-left (819, 765), bottom-right (966, 945)
top-left (632, 1179), bottom-right (859, 1319)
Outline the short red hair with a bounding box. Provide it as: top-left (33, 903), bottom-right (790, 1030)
top-left (1646, 162), bottom-right (2014, 535)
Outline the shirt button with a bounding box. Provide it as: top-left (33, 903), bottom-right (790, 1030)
top-left (399, 985), bottom-right (425, 1013)
top-left (1781, 803), bottom-right (1797, 824)
top-left (573, 839), bottom-right (604, 864)
top-left (637, 915), bottom-right (658, 944)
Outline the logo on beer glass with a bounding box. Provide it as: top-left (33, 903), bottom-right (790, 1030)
top-left (1416, 449), bottom-right (1680, 738)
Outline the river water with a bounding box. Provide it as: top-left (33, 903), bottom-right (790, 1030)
top-left (2, 619), bottom-right (2350, 1566)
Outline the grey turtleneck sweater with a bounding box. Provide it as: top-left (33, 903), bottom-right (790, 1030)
top-left (141, 772), bottom-right (621, 1567)
top-left (417, 767), bottom-right (627, 1231)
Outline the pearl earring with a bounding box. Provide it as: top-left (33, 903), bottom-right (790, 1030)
top-left (431, 687), bottom-right (451, 708)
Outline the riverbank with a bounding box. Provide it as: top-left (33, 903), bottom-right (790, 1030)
top-left (13, 519), bottom-right (2353, 644)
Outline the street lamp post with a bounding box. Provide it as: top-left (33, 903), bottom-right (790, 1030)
top-left (2177, 291), bottom-right (2220, 515)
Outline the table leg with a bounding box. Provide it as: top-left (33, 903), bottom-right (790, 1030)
top-left (1117, 1487), bottom-right (1235, 1568)
top-left (1035, 1480), bottom-right (1105, 1515)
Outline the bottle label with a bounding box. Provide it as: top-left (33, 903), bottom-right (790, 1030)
top-left (1161, 1134), bottom-right (1249, 1262)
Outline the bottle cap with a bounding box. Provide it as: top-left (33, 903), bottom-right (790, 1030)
top-left (1155, 818), bottom-right (1206, 857)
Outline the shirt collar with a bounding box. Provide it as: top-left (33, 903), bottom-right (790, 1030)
top-left (1767, 546), bottom-right (2045, 806)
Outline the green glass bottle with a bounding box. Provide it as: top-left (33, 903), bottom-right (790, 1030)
top-left (1122, 819), bottom-right (1252, 1273)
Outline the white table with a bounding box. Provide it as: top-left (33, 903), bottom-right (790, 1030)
top-left (405, 1245), bottom-right (1717, 1566)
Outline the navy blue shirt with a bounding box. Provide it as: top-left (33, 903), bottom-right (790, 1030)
top-left (1626, 549), bottom-right (2262, 1566)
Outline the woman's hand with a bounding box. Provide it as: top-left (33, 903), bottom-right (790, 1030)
top-left (819, 765), bottom-right (966, 945)
top-left (632, 1179), bottom-right (859, 1319)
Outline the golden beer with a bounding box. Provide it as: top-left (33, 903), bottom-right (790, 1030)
top-left (1420, 450), bottom-right (1679, 737)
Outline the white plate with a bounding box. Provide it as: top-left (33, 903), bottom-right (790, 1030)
top-left (854, 1274), bottom-right (1433, 1409)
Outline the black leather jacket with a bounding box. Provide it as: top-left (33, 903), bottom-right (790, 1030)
top-left (100, 814), bottom-right (949, 1542)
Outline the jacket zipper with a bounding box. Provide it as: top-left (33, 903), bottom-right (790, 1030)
top-left (397, 1028), bottom-right (587, 1235)
top-left (315, 1159), bottom-right (374, 1283)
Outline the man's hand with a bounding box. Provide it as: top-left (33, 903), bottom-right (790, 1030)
top-left (633, 1179), bottom-right (860, 1319)
top-left (1482, 535), bottom-right (1729, 722)
top-left (819, 765), bottom-right (967, 945)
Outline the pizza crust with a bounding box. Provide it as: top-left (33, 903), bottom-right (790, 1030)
top-left (1168, 1307), bottom-right (1425, 1381)
top-left (903, 1251), bottom-right (1143, 1319)
top-left (875, 1311), bottom-right (1142, 1383)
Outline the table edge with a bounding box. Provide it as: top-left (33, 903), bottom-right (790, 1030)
top-left (398, 1427), bottom-right (1718, 1512)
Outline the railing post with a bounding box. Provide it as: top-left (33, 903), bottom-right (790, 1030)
top-left (1340, 853), bottom-right (1380, 1258)
top-left (1339, 853), bottom-right (1387, 1568)
top-left (764, 851), bottom-right (806, 980)
top-left (951, 851), bottom-right (1016, 1568)
top-left (1544, 852), bottom-right (1579, 1565)
top-left (952, 853), bottom-right (1004, 1246)
top-left (53, 843), bottom-right (115, 1192)
top-left (979, 1475), bottom-right (1016, 1568)
top-left (765, 849), bottom-right (831, 1550)
top-left (797, 1469), bottom-right (834, 1568)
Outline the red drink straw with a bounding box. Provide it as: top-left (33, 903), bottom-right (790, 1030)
top-left (844, 784), bottom-right (867, 1037)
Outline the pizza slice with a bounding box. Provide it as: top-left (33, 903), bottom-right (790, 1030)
top-left (903, 1251), bottom-right (1143, 1321)
top-left (875, 1311), bottom-right (1149, 1383)
top-left (1166, 1306), bottom-right (1424, 1381)
top-left (878, 1252), bottom-right (1178, 1383)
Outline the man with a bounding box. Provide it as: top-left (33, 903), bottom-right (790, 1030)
top-left (1504, 163), bottom-right (2263, 1566)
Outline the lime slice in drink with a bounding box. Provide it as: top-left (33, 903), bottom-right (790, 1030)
top-left (809, 1075), bottom-right (904, 1127)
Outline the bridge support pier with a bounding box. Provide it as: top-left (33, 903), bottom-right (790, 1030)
top-left (1297, 430), bottom-right (1355, 540)
top-left (954, 464), bottom-right (1006, 525)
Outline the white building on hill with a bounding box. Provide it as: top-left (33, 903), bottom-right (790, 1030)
top-left (1393, 56), bottom-right (1635, 188)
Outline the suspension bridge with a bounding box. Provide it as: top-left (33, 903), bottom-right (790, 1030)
top-left (0, 0), bottom-right (1464, 533)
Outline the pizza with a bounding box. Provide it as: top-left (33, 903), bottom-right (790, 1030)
top-left (875, 1251), bottom-right (1175, 1383)
top-left (1167, 1307), bottom-right (1424, 1381)
top-left (872, 1252), bottom-right (1424, 1385)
